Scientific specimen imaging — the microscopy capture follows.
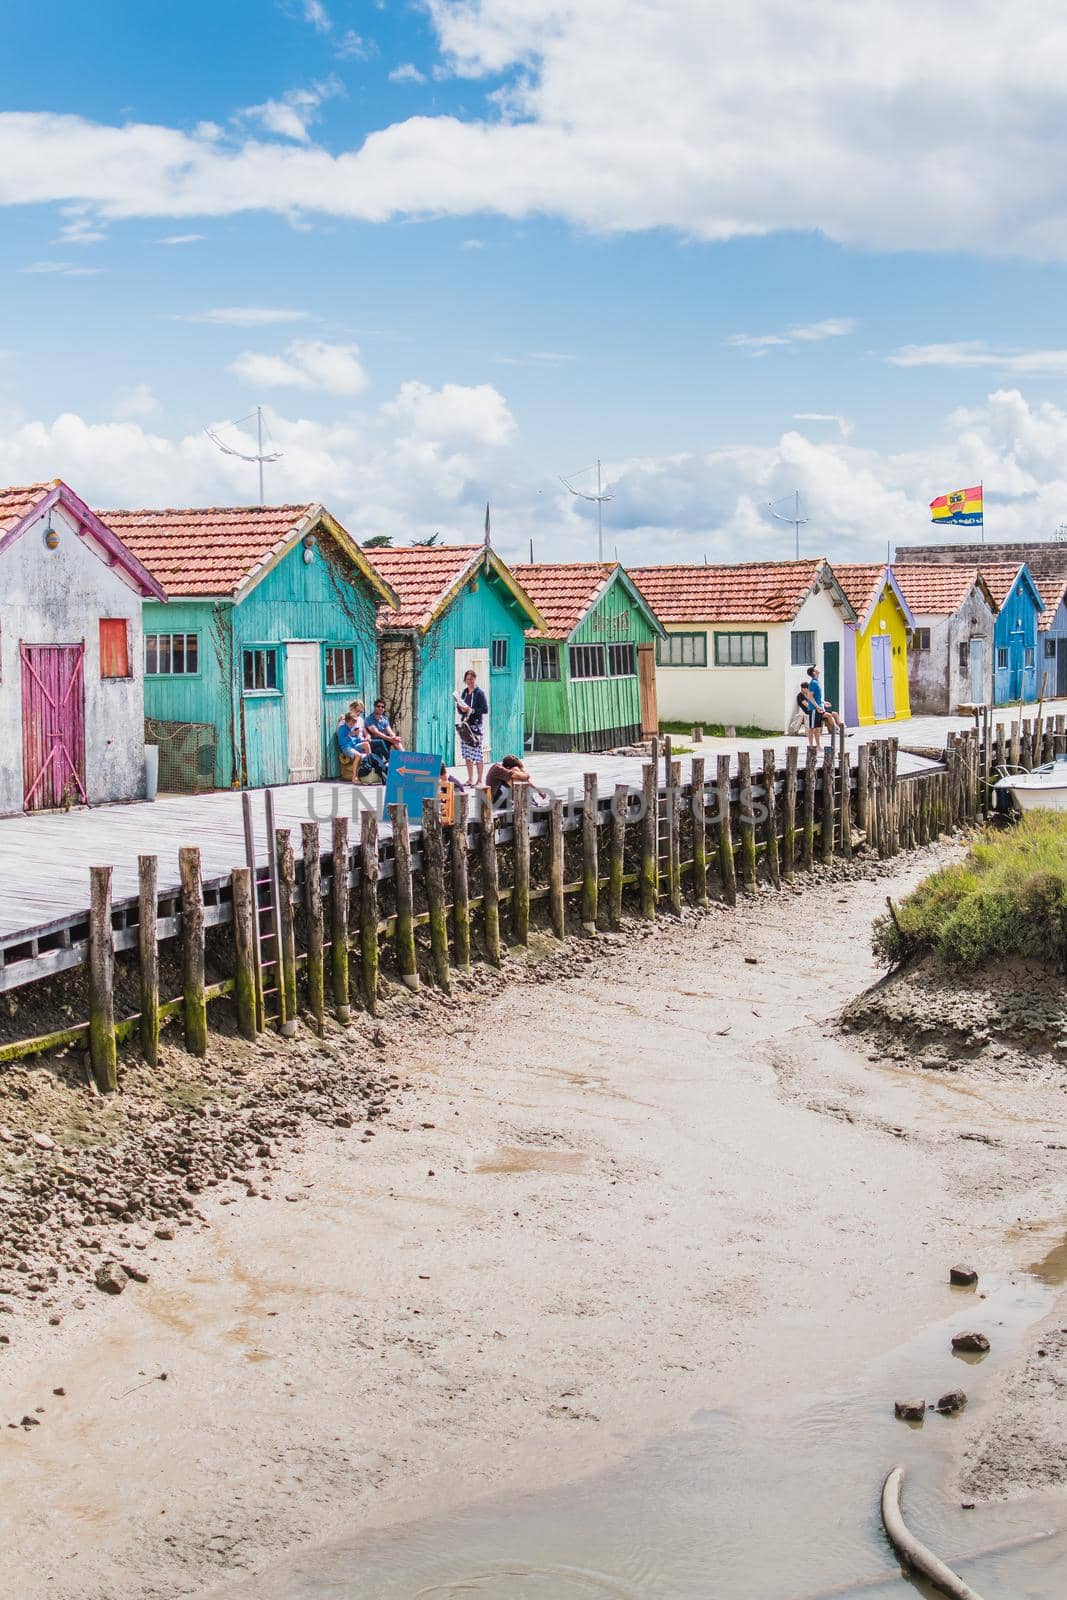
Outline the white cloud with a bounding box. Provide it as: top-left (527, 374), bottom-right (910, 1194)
top-left (4, 6), bottom-right (1067, 255)
top-left (57, 211), bottom-right (106, 245)
top-left (20, 260), bottom-right (102, 276)
top-left (241, 80), bottom-right (340, 144)
top-left (389, 63), bottom-right (427, 84)
top-left (460, 237), bottom-right (484, 248)
top-left (158, 233), bottom-right (205, 245)
top-left (336, 31), bottom-right (374, 60)
top-left (111, 383), bottom-right (159, 419)
top-left (794, 412), bottom-right (854, 438)
top-left (230, 339), bottom-right (370, 394)
top-left (887, 340), bottom-right (1067, 375)
top-left (727, 318), bottom-right (857, 356)
top-left (179, 306), bottom-right (312, 325)
top-left (303, 0), bottom-right (331, 33)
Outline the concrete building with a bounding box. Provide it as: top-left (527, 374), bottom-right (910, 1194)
top-left (628, 561), bottom-right (856, 734)
top-left (894, 565), bottom-right (996, 713)
top-left (0, 480), bottom-right (166, 815)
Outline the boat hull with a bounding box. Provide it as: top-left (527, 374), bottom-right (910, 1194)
top-left (994, 777), bottom-right (1067, 812)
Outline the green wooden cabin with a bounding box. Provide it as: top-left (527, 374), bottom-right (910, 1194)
top-left (366, 544), bottom-right (546, 765)
top-left (105, 503), bottom-right (399, 790)
top-left (514, 562), bottom-right (665, 752)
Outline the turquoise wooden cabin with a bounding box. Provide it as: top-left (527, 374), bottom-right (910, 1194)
top-left (513, 561), bottom-right (665, 752)
top-left (366, 544), bottom-right (546, 765)
top-left (984, 562), bottom-right (1044, 704)
top-left (105, 503), bottom-right (399, 790)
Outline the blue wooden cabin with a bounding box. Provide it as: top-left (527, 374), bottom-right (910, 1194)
top-left (106, 503), bottom-right (399, 789)
top-left (366, 544), bottom-right (546, 765)
top-left (984, 562), bottom-right (1044, 704)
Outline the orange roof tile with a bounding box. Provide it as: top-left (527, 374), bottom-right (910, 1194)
top-left (893, 564), bottom-right (984, 615)
top-left (831, 563), bottom-right (893, 618)
top-left (980, 561), bottom-right (1030, 610)
top-left (1036, 573), bottom-right (1067, 629)
top-left (101, 503), bottom-right (319, 597)
top-left (511, 562), bottom-right (617, 636)
top-left (365, 544), bottom-right (486, 630)
top-left (0, 482), bottom-right (54, 535)
top-left (628, 560), bottom-right (824, 624)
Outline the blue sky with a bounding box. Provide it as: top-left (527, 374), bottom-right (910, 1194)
top-left (4, 0), bottom-right (1067, 561)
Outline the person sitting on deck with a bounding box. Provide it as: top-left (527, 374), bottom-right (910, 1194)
top-left (336, 710), bottom-right (386, 784)
top-left (485, 754), bottom-right (546, 807)
top-left (365, 698), bottom-right (403, 766)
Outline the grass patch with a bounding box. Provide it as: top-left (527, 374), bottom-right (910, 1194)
top-left (875, 812), bottom-right (1067, 971)
top-left (658, 719), bottom-right (779, 740)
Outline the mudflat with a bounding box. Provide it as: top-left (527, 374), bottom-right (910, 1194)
top-left (1, 847), bottom-right (1065, 1600)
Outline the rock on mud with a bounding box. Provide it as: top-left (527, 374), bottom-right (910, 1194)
top-left (950, 1265), bottom-right (979, 1286)
top-left (894, 1398), bottom-right (926, 1421)
top-left (93, 1261), bottom-right (126, 1296)
top-left (952, 1331), bottom-right (990, 1354)
top-left (937, 1389), bottom-right (967, 1413)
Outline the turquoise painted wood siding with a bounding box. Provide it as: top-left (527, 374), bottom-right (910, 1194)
top-left (399, 569), bottom-right (529, 762)
top-left (142, 537), bottom-right (381, 788)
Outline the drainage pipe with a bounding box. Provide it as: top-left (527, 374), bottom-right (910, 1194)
top-left (881, 1467), bottom-right (987, 1600)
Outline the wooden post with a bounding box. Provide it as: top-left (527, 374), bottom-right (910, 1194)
top-left (838, 725), bottom-right (853, 861)
top-left (88, 865), bottom-right (118, 1092)
top-left (737, 752), bottom-right (757, 892)
top-left (479, 788), bottom-right (502, 965)
top-left (548, 795), bottom-right (566, 937)
top-left (716, 754), bottom-right (737, 906)
top-left (389, 803), bottom-right (419, 991)
top-left (231, 867), bottom-right (258, 1042)
top-left (782, 746), bottom-right (798, 883)
top-left (761, 749), bottom-right (781, 889)
top-left (581, 773), bottom-right (599, 932)
top-left (668, 760), bottom-right (682, 914)
top-left (264, 787), bottom-right (283, 1028)
top-left (137, 854), bottom-right (159, 1066)
top-left (422, 798), bottom-right (453, 989)
top-left (640, 763), bottom-right (659, 918)
top-left (820, 744), bottom-right (835, 863)
top-left (1010, 719), bottom-right (1021, 769)
top-left (330, 816), bottom-right (352, 1022)
top-left (178, 846), bottom-right (208, 1056)
top-left (276, 829), bottom-right (299, 1034)
top-left (451, 791), bottom-right (471, 971)
top-left (888, 739), bottom-right (900, 854)
top-left (609, 784), bottom-right (627, 925)
top-left (301, 822), bottom-right (326, 1036)
top-left (241, 791), bottom-right (265, 1032)
top-left (511, 781), bottom-right (531, 946)
top-left (360, 810), bottom-right (379, 1013)
top-left (994, 720), bottom-right (1005, 772)
top-left (1055, 713), bottom-right (1066, 760)
top-left (856, 741), bottom-right (870, 835)
top-left (803, 747), bottom-right (817, 870)
top-left (690, 758), bottom-right (708, 905)
top-left (983, 706), bottom-right (993, 817)
top-left (663, 733), bottom-right (672, 793)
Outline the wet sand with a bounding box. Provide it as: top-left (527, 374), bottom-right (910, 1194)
top-left (1, 851), bottom-right (1065, 1599)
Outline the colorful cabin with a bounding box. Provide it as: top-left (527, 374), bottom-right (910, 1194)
top-left (365, 544), bottom-right (546, 765)
top-left (893, 565), bottom-right (995, 713)
top-left (0, 481), bottom-right (166, 816)
top-left (105, 503), bottom-right (398, 790)
top-left (982, 563), bottom-right (1044, 704)
top-left (832, 564), bottom-right (915, 725)
top-left (629, 560), bottom-right (855, 735)
top-left (1037, 576), bottom-right (1067, 699)
top-left (512, 562), bottom-right (665, 752)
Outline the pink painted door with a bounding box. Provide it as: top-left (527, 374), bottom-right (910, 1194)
top-left (20, 643), bottom-right (88, 811)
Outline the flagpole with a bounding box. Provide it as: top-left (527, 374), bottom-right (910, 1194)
top-left (980, 480), bottom-right (984, 545)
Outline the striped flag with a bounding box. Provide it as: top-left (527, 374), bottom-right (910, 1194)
top-left (930, 485), bottom-right (983, 526)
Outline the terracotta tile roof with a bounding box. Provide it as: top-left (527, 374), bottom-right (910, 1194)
top-left (979, 561), bottom-right (1031, 610)
top-left (627, 560), bottom-right (823, 624)
top-left (364, 544), bottom-right (486, 630)
top-left (0, 482), bottom-right (54, 534)
top-left (893, 563), bottom-right (983, 615)
top-left (101, 503), bottom-right (319, 597)
top-left (511, 562), bottom-right (617, 636)
top-left (1036, 573), bottom-right (1067, 629)
top-left (831, 563), bottom-right (897, 619)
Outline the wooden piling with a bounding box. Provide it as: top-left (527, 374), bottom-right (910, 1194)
top-left (737, 752), bottom-right (758, 892)
top-left (761, 749), bottom-right (781, 888)
top-left (668, 760), bottom-right (682, 914)
top-left (1010, 719), bottom-right (1021, 768)
top-left (889, 739), bottom-right (900, 854)
top-left (330, 817), bottom-right (351, 1022)
top-left (1055, 714), bottom-right (1066, 760)
top-left (641, 763), bottom-right (658, 918)
top-left (359, 810), bottom-right (379, 1013)
top-left (690, 757), bottom-right (708, 905)
top-left (856, 741), bottom-right (870, 836)
top-left (479, 789), bottom-right (502, 964)
top-left (610, 783), bottom-right (627, 925)
top-left (782, 746), bottom-right (798, 882)
top-left (803, 747), bottom-right (817, 870)
top-left (451, 792), bottom-right (471, 970)
top-left (838, 726), bottom-right (853, 861)
top-left (276, 829), bottom-right (299, 1033)
top-left (716, 754), bottom-right (737, 906)
top-left (820, 745), bottom-right (835, 863)
top-left (240, 791), bottom-right (265, 1031)
top-left (389, 803), bottom-right (419, 991)
top-left (88, 865), bottom-right (117, 1092)
top-left (178, 846), bottom-right (208, 1056)
top-left (512, 781), bottom-right (531, 946)
top-left (581, 773), bottom-right (599, 932)
top-left (422, 798), bottom-right (453, 989)
top-left (301, 822), bottom-right (326, 1036)
top-left (137, 854), bottom-right (159, 1067)
top-left (231, 866), bottom-right (258, 1042)
top-left (548, 795), bottom-right (566, 937)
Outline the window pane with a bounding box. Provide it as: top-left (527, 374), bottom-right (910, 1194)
top-left (145, 635), bottom-right (157, 675)
top-left (265, 650), bottom-right (277, 689)
top-left (172, 635), bottom-right (185, 674)
top-left (186, 635), bottom-right (198, 673)
top-left (755, 634), bottom-right (767, 665)
top-left (158, 636), bottom-right (171, 674)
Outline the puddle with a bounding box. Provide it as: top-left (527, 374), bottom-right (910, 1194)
top-left (475, 1146), bottom-right (588, 1176)
top-left (203, 1272), bottom-right (1066, 1600)
top-left (1027, 1233), bottom-right (1067, 1286)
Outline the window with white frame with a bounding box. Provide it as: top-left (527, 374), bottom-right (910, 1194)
top-left (790, 630), bottom-right (815, 666)
top-left (996, 647), bottom-right (1008, 670)
top-left (145, 632), bottom-right (199, 675)
top-left (491, 636), bottom-right (509, 671)
top-left (525, 641), bottom-right (560, 680)
top-left (607, 642), bottom-right (636, 676)
top-left (914, 627), bottom-right (931, 651)
top-left (324, 646), bottom-right (357, 688)
top-left (1046, 638), bottom-right (1057, 658)
top-left (243, 646), bottom-right (279, 692)
top-left (569, 643), bottom-right (606, 679)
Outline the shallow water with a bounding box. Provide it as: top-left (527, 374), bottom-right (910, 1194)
top-left (206, 1271), bottom-right (1066, 1600)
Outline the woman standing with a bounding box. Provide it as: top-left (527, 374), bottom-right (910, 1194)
top-left (455, 668), bottom-right (489, 788)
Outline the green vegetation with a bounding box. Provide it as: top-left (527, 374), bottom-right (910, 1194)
top-left (658, 719), bottom-right (778, 740)
top-left (875, 813), bottom-right (1067, 970)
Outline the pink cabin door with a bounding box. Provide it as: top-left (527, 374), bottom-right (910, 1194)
top-left (20, 643), bottom-right (88, 811)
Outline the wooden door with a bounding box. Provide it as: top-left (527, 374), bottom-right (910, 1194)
top-left (20, 643), bottom-right (87, 811)
top-left (821, 641), bottom-right (840, 716)
top-left (870, 635), bottom-right (894, 720)
top-left (285, 642), bottom-right (323, 783)
top-left (969, 637), bottom-right (985, 704)
top-left (637, 642), bottom-right (659, 736)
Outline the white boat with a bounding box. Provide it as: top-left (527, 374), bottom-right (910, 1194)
top-left (993, 759), bottom-right (1067, 813)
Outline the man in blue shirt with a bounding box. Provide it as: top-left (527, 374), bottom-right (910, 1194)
top-left (807, 664), bottom-right (845, 733)
top-left (364, 698), bottom-right (402, 766)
